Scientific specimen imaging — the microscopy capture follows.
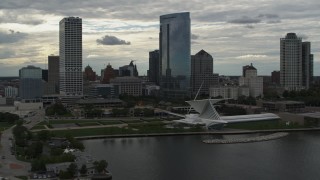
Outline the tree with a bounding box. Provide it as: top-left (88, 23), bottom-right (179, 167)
top-left (37, 130), bottom-right (51, 141)
top-left (46, 103), bottom-right (69, 116)
top-left (59, 171), bottom-right (73, 179)
top-left (26, 142), bottom-right (43, 158)
top-left (93, 160), bottom-right (108, 173)
top-left (67, 163), bottom-right (78, 177)
top-left (50, 148), bottom-right (64, 156)
top-left (80, 164), bottom-right (87, 176)
top-left (65, 134), bottom-right (84, 151)
top-left (31, 159), bottom-right (46, 171)
top-left (13, 124), bottom-right (32, 147)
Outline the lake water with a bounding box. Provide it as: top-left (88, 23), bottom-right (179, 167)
top-left (83, 132), bottom-right (320, 180)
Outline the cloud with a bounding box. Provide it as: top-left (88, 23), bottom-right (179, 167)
top-left (96, 35), bottom-right (131, 45)
top-left (236, 54), bottom-right (268, 59)
top-left (0, 10), bottom-right (45, 25)
top-left (298, 34), bottom-right (309, 40)
top-left (87, 54), bottom-right (100, 59)
top-left (258, 14), bottom-right (279, 19)
top-left (0, 49), bottom-right (15, 59)
top-left (228, 16), bottom-right (261, 24)
top-left (245, 25), bottom-right (255, 29)
top-left (0, 29), bottom-right (27, 44)
top-left (191, 41), bottom-right (199, 44)
top-left (266, 20), bottom-right (281, 24)
top-left (191, 34), bottom-right (199, 39)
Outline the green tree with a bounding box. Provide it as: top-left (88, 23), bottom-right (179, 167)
top-left (13, 124), bottom-right (32, 147)
top-left (50, 148), bottom-right (64, 156)
top-left (59, 170), bottom-right (73, 179)
top-left (80, 164), bottom-right (87, 176)
top-left (93, 160), bottom-right (108, 173)
top-left (37, 130), bottom-right (51, 141)
top-left (67, 163), bottom-right (78, 177)
top-left (46, 103), bottom-right (69, 116)
top-left (143, 108), bottom-right (154, 117)
top-left (26, 142), bottom-right (43, 158)
top-left (31, 159), bottom-right (46, 171)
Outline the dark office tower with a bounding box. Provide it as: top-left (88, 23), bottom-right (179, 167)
top-left (191, 50), bottom-right (216, 96)
top-left (271, 71), bottom-right (280, 85)
top-left (149, 50), bottom-right (160, 85)
top-left (280, 33), bottom-right (303, 91)
top-left (42, 70), bottom-right (48, 82)
top-left (302, 42), bottom-right (313, 89)
top-left (59, 17), bottom-right (83, 96)
top-left (159, 12), bottom-right (191, 99)
top-left (19, 65), bottom-right (43, 99)
top-left (48, 55), bottom-right (59, 94)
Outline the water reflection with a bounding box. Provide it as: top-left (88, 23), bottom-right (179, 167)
top-left (83, 133), bottom-right (320, 180)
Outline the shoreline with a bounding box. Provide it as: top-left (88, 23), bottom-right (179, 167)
top-left (203, 132), bottom-right (289, 144)
top-left (75, 127), bottom-right (320, 140)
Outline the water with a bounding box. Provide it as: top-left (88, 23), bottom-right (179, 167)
top-left (83, 132), bottom-right (320, 180)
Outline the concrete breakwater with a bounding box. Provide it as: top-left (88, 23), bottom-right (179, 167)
top-left (203, 132), bottom-right (289, 144)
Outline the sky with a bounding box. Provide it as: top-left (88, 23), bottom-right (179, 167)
top-left (0, 0), bottom-right (319, 77)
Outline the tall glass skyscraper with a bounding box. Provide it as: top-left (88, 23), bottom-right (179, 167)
top-left (159, 12), bottom-right (191, 99)
top-left (59, 17), bottom-right (83, 96)
top-left (19, 65), bottom-right (43, 99)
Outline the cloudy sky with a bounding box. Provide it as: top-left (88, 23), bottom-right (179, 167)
top-left (0, 0), bottom-right (319, 76)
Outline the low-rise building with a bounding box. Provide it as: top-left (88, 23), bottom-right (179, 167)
top-left (14, 99), bottom-right (43, 111)
top-left (5, 86), bottom-right (18, 98)
top-left (110, 76), bottom-right (142, 96)
top-left (209, 86), bottom-right (249, 99)
top-left (259, 101), bottom-right (305, 112)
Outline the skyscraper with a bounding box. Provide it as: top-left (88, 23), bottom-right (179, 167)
top-left (59, 17), bottom-right (83, 96)
top-left (148, 50), bottom-right (160, 85)
top-left (280, 33), bottom-right (313, 90)
top-left (159, 12), bottom-right (191, 99)
top-left (191, 50), bottom-right (218, 96)
top-left (302, 42), bottom-right (314, 89)
top-left (48, 55), bottom-right (59, 94)
top-left (19, 65), bottom-right (43, 99)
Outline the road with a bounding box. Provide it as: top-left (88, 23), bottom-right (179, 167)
top-left (0, 110), bottom-right (44, 178)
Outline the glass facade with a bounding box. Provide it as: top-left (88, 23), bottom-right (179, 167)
top-left (19, 66), bottom-right (43, 99)
top-left (159, 12), bottom-right (191, 99)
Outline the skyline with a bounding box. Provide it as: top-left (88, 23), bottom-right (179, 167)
top-left (0, 0), bottom-right (319, 76)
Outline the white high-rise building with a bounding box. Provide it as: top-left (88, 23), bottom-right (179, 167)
top-left (280, 33), bottom-right (313, 90)
top-left (59, 17), bottom-right (83, 96)
top-left (239, 64), bottom-right (263, 98)
top-left (280, 33), bottom-right (303, 91)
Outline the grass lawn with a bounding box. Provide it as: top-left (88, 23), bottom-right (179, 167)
top-left (121, 120), bottom-right (143, 124)
top-left (15, 176), bottom-right (28, 180)
top-left (77, 122), bottom-right (100, 127)
top-left (38, 120), bottom-right (104, 125)
top-left (30, 125), bottom-right (47, 130)
top-left (0, 122), bottom-right (14, 131)
top-left (99, 120), bottom-right (123, 125)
